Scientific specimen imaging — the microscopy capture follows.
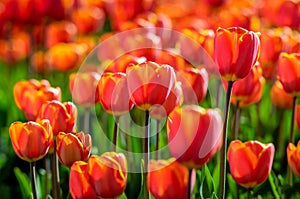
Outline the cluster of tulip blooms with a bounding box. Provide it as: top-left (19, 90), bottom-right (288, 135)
top-left (3, 0), bottom-right (300, 198)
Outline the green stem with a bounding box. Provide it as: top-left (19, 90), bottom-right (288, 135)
top-left (144, 110), bottom-right (150, 199)
top-left (52, 142), bottom-right (61, 199)
top-left (287, 96), bottom-right (297, 185)
top-left (247, 188), bottom-right (252, 199)
top-left (83, 108), bottom-right (90, 133)
top-left (30, 162), bottom-right (37, 199)
top-left (155, 120), bottom-right (160, 160)
top-left (113, 116), bottom-right (120, 152)
top-left (187, 169), bottom-right (193, 199)
top-left (233, 101), bottom-right (240, 140)
top-left (219, 81), bottom-right (234, 199)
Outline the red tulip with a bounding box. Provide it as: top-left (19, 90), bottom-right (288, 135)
top-left (278, 52), bottom-right (300, 96)
top-left (271, 80), bottom-right (293, 109)
top-left (56, 132), bottom-right (92, 167)
top-left (259, 31), bottom-right (282, 80)
top-left (71, 6), bottom-right (105, 34)
top-left (228, 140), bottom-right (275, 188)
top-left (214, 27), bottom-right (260, 82)
top-left (126, 61), bottom-right (176, 111)
top-left (69, 72), bottom-right (100, 106)
top-left (13, 79), bottom-right (61, 121)
top-left (176, 67), bottom-right (208, 104)
top-left (229, 63), bottom-right (265, 107)
top-left (37, 100), bottom-right (77, 136)
top-left (167, 105), bottom-right (222, 168)
top-left (287, 141), bottom-right (300, 178)
top-left (98, 72), bottom-right (133, 115)
top-left (150, 82), bottom-right (183, 120)
top-left (147, 158), bottom-right (190, 199)
top-left (88, 152), bottom-right (127, 198)
top-left (9, 119), bottom-right (53, 162)
top-left (69, 161), bottom-right (98, 199)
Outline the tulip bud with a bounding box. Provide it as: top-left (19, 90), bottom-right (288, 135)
top-left (9, 120), bottom-right (53, 162)
top-left (56, 132), bottom-right (92, 167)
top-left (228, 140), bottom-right (275, 188)
top-left (13, 79), bottom-right (61, 121)
top-left (287, 141), bottom-right (300, 178)
top-left (167, 105), bottom-right (223, 169)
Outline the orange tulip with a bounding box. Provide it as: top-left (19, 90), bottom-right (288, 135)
top-left (147, 158), bottom-right (189, 199)
top-left (98, 72), bottom-right (133, 115)
top-left (287, 141), bottom-right (300, 178)
top-left (37, 100), bottom-right (77, 136)
top-left (214, 27), bottom-right (260, 82)
top-left (167, 105), bottom-right (222, 169)
top-left (45, 21), bottom-right (77, 48)
top-left (69, 161), bottom-right (98, 199)
top-left (126, 61), bottom-right (176, 111)
top-left (229, 63), bottom-right (265, 107)
top-left (104, 54), bottom-right (146, 73)
top-left (150, 82), bottom-right (183, 120)
top-left (88, 152), bottom-right (127, 198)
top-left (228, 140), bottom-right (275, 188)
top-left (259, 31), bottom-right (282, 80)
top-left (69, 72), bottom-right (100, 106)
top-left (56, 132), bottom-right (92, 167)
top-left (13, 79), bottom-right (61, 121)
top-left (271, 80), bottom-right (293, 109)
top-left (176, 67), bottom-right (208, 104)
top-left (71, 6), bottom-right (105, 34)
top-left (9, 120), bottom-right (53, 162)
top-left (278, 52), bottom-right (300, 96)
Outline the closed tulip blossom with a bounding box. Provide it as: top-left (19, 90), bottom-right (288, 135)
top-left (271, 80), bottom-right (293, 109)
top-left (70, 161), bottom-right (98, 199)
top-left (176, 67), bottom-right (208, 104)
top-left (37, 100), bottom-right (77, 136)
top-left (167, 105), bottom-right (223, 169)
top-left (287, 141), bottom-right (300, 178)
top-left (126, 61), bottom-right (176, 111)
top-left (214, 27), bottom-right (260, 82)
top-left (69, 71), bottom-right (101, 106)
top-left (56, 132), bottom-right (92, 167)
top-left (98, 72), bottom-right (133, 115)
top-left (9, 120), bottom-right (53, 162)
top-left (228, 140), bottom-right (275, 188)
top-left (278, 52), bottom-right (300, 96)
top-left (13, 79), bottom-right (61, 121)
top-left (88, 152), bottom-right (127, 198)
top-left (147, 158), bottom-right (190, 199)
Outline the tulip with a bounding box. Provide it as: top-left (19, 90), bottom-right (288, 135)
top-left (104, 54), bottom-right (146, 73)
top-left (69, 72), bottom-right (100, 106)
top-left (70, 161), bottom-right (98, 199)
top-left (126, 61), bottom-right (176, 111)
top-left (228, 140), bottom-right (275, 188)
top-left (71, 6), bottom-right (105, 34)
top-left (88, 152), bottom-right (127, 198)
top-left (214, 27), bottom-right (260, 82)
top-left (37, 100), bottom-right (77, 136)
top-left (176, 67), bottom-right (208, 104)
top-left (9, 120), bottom-right (53, 162)
top-left (98, 72), bottom-right (133, 115)
top-left (167, 105), bottom-right (222, 169)
top-left (287, 141), bottom-right (300, 178)
top-left (147, 158), bottom-right (189, 199)
top-left (150, 82), bottom-right (183, 120)
top-left (278, 52), bottom-right (300, 96)
top-left (230, 63), bottom-right (265, 107)
top-left (56, 132), bottom-right (92, 167)
top-left (13, 79), bottom-right (61, 121)
top-left (271, 80), bottom-right (293, 109)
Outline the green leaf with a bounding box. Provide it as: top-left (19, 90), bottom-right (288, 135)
top-left (118, 192), bottom-right (128, 199)
top-left (227, 174), bottom-right (237, 199)
top-left (14, 167), bottom-right (31, 199)
top-left (200, 165), bottom-right (215, 198)
top-left (212, 161), bottom-right (220, 196)
top-left (268, 171), bottom-right (281, 199)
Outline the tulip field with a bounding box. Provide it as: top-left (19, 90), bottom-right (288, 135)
top-left (1, 0), bottom-right (300, 199)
